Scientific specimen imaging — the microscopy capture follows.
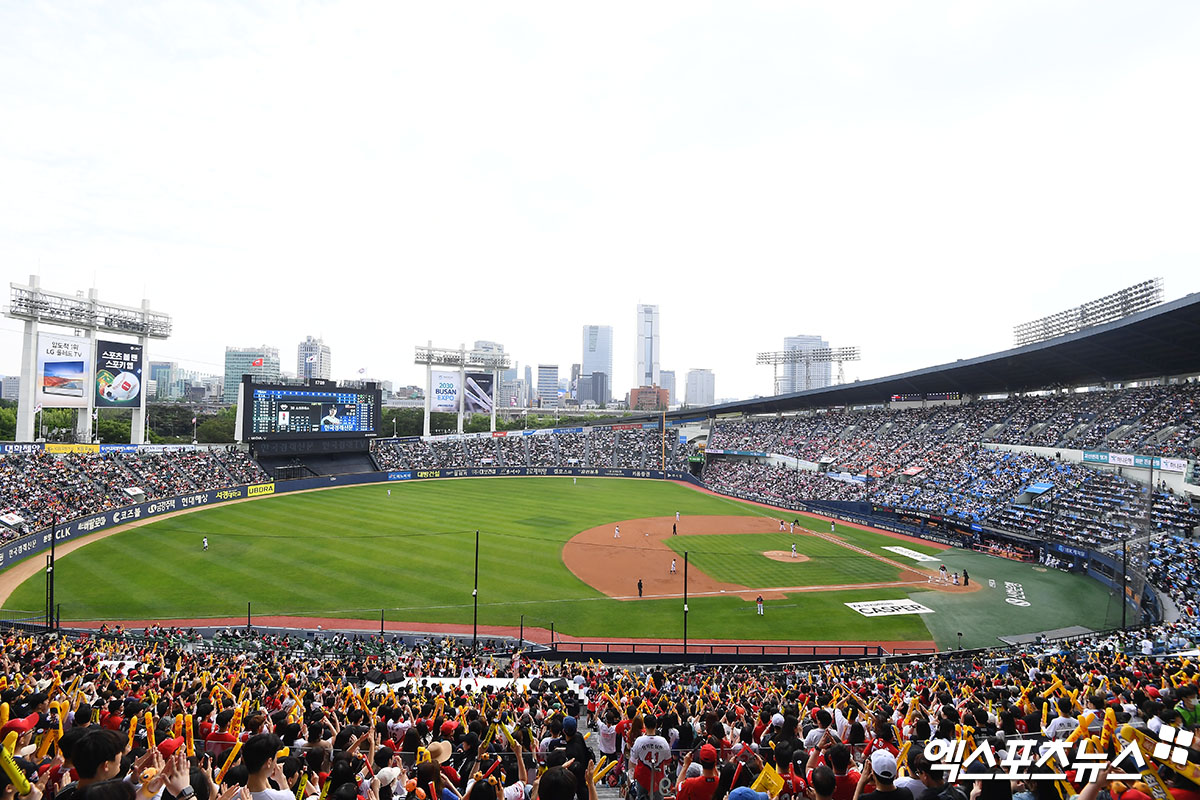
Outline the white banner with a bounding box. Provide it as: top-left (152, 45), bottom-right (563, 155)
top-left (845, 600), bottom-right (935, 617)
top-left (882, 546), bottom-right (941, 563)
top-left (1108, 452), bottom-right (1135, 466)
top-left (36, 332), bottom-right (92, 408)
top-left (430, 370), bottom-right (461, 413)
top-left (1159, 457), bottom-right (1187, 473)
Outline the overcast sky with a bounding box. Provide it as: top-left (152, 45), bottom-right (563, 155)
top-left (2, 2), bottom-right (1198, 401)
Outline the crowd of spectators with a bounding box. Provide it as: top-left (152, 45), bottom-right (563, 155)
top-left (0, 449), bottom-right (269, 541)
top-left (2, 617), bottom-right (1200, 800)
top-left (708, 385), bottom-right (1200, 461)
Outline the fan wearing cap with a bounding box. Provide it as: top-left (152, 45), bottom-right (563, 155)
top-left (558, 717), bottom-right (591, 800)
top-left (0, 716), bottom-right (40, 760)
top-left (851, 752), bottom-right (912, 800)
top-left (0, 752), bottom-right (42, 800)
top-left (677, 744), bottom-right (720, 800)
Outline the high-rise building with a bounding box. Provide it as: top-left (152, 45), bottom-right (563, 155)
top-left (1, 376), bottom-right (19, 402)
top-left (297, 336), bottom-right (332, 381)
top-left (223, 346), bottom-right (281, 403)
top-left (148, 361), bottom-right (177, 400)
top-left (779, 335), bottom-right (832, 393)
top-left (635, 304), bottom-right (660, 393)
top-left (525, 365), bottom-right (534, 406)
top-left (537, 365), bottom-right (559, 407)
top-left (591, 372), bottom-right (609, 408)
top-left (659, 369), bottom-right (676, 407)
top-left (685, 369), bottom-right (715, 407)
top-left (581, 325), bottom-right (613, 403)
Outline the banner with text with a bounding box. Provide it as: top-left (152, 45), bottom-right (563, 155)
top-left (36, 332), bottom-right (92, 408)
top-left (94, 339), bottom-right (144, 408)
top-left (430, 370), bottom-right (461, 413)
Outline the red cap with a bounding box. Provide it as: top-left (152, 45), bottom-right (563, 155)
top-left (158, 737), bottom-right (185, 757)
top-left (699, 744), bottom-right (718, 766)
top-left (440, 721), bottom-right (458, 737)
top-left (1, 714), bottom-right (40, 737)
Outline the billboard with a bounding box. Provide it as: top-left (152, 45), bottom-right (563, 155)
top-left (94, 339), bottom-right (144, 408)
top-left (431, 370), bottom-right (461, 413)
top-left (36, 333), bottom-right (92, 408)
top-left (464, 372), bottom-right (494, 414)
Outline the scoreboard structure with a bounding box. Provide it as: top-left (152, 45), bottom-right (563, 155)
top-left (236, 377), bottom-right (381, 447)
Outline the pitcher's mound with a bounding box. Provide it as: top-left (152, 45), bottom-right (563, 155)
top-left (763, 550), bottom-right (811, 563)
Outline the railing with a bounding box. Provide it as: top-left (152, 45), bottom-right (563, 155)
top-left (540, 641), bottom-right (915, 664)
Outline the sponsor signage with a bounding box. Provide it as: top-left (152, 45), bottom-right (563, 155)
top-left (1082, 451), bottom-right (1188, 473)
top-left (845, 600), bottom-right (935, 617)
top-left (247, 482), bottom-right (275, 497)
top-left (94, 339), bottom-right (144, 408)
top-left (882, 545), bottom-right (941, 563)
top-left (36, 332), bottom-right (93, 408)
top-left (430, 370), bottom-right (461, 413)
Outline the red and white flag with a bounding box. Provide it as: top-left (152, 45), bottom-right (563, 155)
top-left (251, 357), bottom-right (264, 367)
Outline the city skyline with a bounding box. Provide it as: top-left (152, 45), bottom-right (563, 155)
top-left (1, 4), bottom-right (1197, 400)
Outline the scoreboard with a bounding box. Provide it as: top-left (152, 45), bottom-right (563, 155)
top-left (240, 380), bottom-right (381, 441)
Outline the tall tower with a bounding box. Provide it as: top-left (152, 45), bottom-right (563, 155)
top-left (581, 324), bottom-right (613, 404)
top-left (297, 336), bottom-right (332, 381)
top-left (635, 304), bottom-right (660, 389)
top-left (780, 335), bottom-right (831, 393)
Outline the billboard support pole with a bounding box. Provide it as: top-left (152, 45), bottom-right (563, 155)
top-left (457, 344), bottom-right (465, 434)
top-left (76, 287), bottom-right (98, 444)
top-left (490, 368), bottom-right (498, 433)
top-left (423, 340), bottom-right (432, 437)
top-left (15, 275), bottom-right (41, 443)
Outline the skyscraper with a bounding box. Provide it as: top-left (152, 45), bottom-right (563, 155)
top-left (659, 369), bottom-right (676, 406)
top-left (779, 335), bottom-right (832, 393)
top-left (581, 325), bottom-right (613, 404)
top-left (537, 365), bottom-right (559, 407)
top-left (297, 336), bottom-right (332, 382)
top-left (148, 361), bottom-right (177, 400)
top-left (223, 346), bottom-right (281, 403)
top-left (685, 369), bottom-right (715, 407)
top-left (635, 304), bottom-right (660, 390)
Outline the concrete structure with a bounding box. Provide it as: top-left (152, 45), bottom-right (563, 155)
top-left (223, 346), bottom-right (281, 403)
top-left (537, 364), bottom-right (559, 407)
top-left (685, 368), bottom-right (715, 407)
top-left (780, 335), bottom-right (832, 392)
top-left (297, 335), bottom-right (332, 382)
top-left (582, 324), bottom-right (613, 404)
top-left (635, 305), bottom-right (660, 391)
top-left (659, 369), bottom-right (676, 407)
top-left (1, 376), bottom-right (19, 402)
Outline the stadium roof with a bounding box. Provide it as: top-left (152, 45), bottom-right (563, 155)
top-left (680, 290), bottom-right (1200, 419)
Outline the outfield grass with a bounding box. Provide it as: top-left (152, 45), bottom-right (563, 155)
top-left (0, 478), bottom-right (1112, 648)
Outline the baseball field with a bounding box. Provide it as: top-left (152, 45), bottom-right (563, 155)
top-left (0, 477), bottom-right (1124, 649)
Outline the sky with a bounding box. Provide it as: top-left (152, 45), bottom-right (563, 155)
top-left (2, 1), bottom-right (1198, 402)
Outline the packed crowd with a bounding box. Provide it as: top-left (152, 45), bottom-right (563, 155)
top-left (707, 385), bottom-right (1200, 461)
top-left (700, 454), bottom-right (1199, 548)
top-left (0, 450), bottom-right (268, 541)
top-left (371, 431), bottom-right (694, 472)
top-left (1, 618), bottom-right (1200, 800)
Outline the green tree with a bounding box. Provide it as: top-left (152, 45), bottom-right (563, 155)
top-left (197, 406), bottom-right (238, 443)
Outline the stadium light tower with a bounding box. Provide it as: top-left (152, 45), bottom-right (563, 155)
top-left (414, 343), bottom-right (512, 436)
top-left (756, 346), bottom-right (861, 395)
